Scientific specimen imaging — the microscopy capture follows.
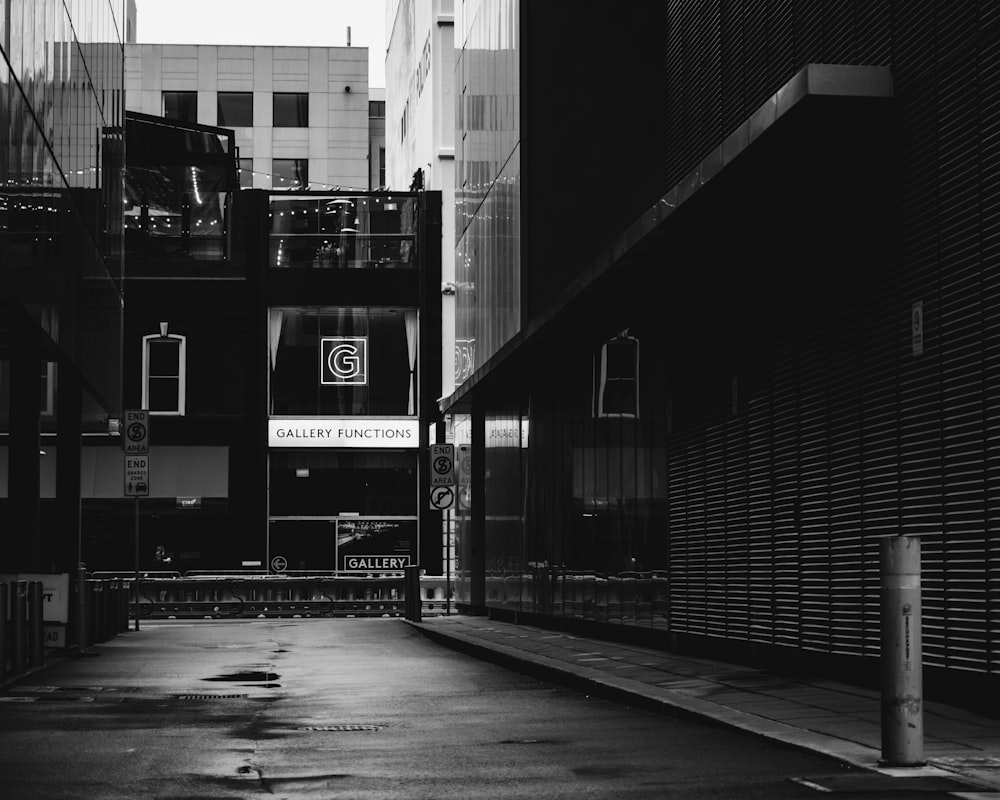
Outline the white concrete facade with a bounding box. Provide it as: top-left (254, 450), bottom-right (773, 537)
top-left (125, 43), bottom-right (371, 191)
top-left (386, 0), bottom-right (457, 396)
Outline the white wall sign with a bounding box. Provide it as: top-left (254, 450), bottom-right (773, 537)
top-left (268, 419), bottom-right (420, 448)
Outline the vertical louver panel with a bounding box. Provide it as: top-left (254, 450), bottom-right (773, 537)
top-left (827, 307), bottom-right (865, 657)
top-left (658, 1), bottom-right (1000, 677)
top-left (704, 422), bottom-right (728, 637)
top-left (747, 380), bottom-right (776, 644)
top-left (724, 412), bottom-right (750, 639)
top-left (770, 337), bottom-right (801, 649)
top-left (981, 34), bottom-right (1000, 675)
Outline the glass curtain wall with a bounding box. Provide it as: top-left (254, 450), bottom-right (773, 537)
top-left (0, 0), bottom-right (126, 421)
top-left (454, 0), bottom-right (520, 383)
top-left (454, 323), bottom-right (671, 630)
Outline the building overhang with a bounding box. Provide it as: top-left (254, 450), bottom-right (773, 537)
top-left (440, 63), bottom-right (894, 415)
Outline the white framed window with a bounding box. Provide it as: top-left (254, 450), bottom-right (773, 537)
top-left (595, 332), bottom-right (639, 419)
top-left (142, 330), bottom-right (186, 415)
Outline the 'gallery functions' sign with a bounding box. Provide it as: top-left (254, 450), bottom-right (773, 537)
top-left (268, 418), bottom-right (420, 448)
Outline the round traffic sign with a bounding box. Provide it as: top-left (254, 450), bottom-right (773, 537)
top-left (127, 421), bottom-right (147, 442)
top-left (430, 485), bottom-right (455, 510)
top-left (433, 455), bottom-right (452, 475)
top-left (270, 555), bottom-right (287, 573)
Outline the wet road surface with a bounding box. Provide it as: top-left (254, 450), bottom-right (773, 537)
top-left (0, 618), bottom-right (973, 798)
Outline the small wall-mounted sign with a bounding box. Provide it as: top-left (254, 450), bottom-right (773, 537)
top-left (176, 497), bottom-right (202, 509)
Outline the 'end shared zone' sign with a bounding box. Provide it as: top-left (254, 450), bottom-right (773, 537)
top-left (343, 556), bottom-right (410, 571)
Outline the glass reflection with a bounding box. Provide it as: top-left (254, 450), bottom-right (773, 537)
top-left (0, 0), bottom-right (125, 418)
top-left (268, 194), bottom-right (418, 270)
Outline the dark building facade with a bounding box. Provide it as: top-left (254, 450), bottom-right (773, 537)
top-left (445, 1), bottom-right (1000, 703)
top-left (95, 111), bottom-right (443, 576)
top-left (1, 0), bottom-right (126, 575)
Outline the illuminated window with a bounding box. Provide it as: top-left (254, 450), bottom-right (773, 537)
top-left (142, 331), bottom-right (186, 415)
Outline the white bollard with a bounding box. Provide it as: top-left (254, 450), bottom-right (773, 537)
top-left (880, 535), bottom-right (924, 766)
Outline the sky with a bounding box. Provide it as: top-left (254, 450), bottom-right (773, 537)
top-left (132, 0), bottom-right (388, 87)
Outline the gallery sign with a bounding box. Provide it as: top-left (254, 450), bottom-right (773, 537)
top-left (321, 336), bottom-right (367, 385)
top-left (268, 418), bottom-right (420, 448)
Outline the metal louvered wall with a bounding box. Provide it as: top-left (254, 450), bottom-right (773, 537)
top-left (664, 2), bottom-right (1000, 676)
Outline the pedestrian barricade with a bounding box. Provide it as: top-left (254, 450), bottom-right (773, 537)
top-left (83, 572), bottom-right (452, 620)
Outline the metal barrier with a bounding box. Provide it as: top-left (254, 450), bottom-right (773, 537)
top-left (84, 572), bottom-right (453, 620)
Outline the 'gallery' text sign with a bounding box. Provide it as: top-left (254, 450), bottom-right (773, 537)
top-left (268, 419), bottom-right (420, 449)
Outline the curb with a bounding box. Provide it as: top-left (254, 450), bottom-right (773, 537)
top-left (405, 620), bottom-right (1000, 794)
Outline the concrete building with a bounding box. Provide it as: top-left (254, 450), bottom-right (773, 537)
top-left (125, 42), bottom-right (371, 192)
top-left (386, 0), bottom-right (457, 397)
top-left (440, 1), bottom-right (1000, 709)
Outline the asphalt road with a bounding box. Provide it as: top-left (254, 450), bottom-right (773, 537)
top-left (0, 619), bottom-right (966, 798)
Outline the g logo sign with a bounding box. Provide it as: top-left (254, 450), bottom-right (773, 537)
top-left (321, 337), bottom-right (368, 385)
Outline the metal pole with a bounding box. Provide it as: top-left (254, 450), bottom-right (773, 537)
top-left (880, 535), bottom-right (924, 766)
top-left (27, 581), bottom-right (44, 667)
top-left (133, 496), bottom-right (140, 631)
top-left (12, 581), bottom-right (27, 675)
top-left (76, 562), bottom-right (88, 652)
top-left (0, 583), bottom-right (8, 682)
top-left (445, 509), bottom-right (451, 615)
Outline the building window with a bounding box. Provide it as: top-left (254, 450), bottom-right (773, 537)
top-left (273, 158), bottom-right (308, 190)
top-left (379, 147), bottom-right (386, 190)
top-left (217, 92), bottom-right (253, 127)
top-left (142, 331), bottom-right (186, 415)
top-left (163, 91), bottom-right (198, 123)
top-left (595, 332), bottom-right (639, 418)
top-left (238, 157), bottom-right (254, 189)
top-left (369, 100), bottom-right (385, 117)
top-left (41, 361), bottom-right (56, 417)
top-left (273, 92), bottom-right (308, 127)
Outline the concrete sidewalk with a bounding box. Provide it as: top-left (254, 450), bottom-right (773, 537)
top-left (407, 614), bottom-right (1000, 798)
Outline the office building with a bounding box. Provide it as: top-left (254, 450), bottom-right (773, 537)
top-left (0, 0), bottom-right (129, 575)
top-left (125, 42), bottom-right (370, 192)
top-left (441, 1), bottom-right (1000, 704)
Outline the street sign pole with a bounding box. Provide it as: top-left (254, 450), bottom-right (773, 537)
top-left (445, 508), bottom-right (451, 616)
top-left (133, 496), bottom-right (140, 631)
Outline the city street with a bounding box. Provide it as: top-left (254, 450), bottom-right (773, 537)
top-left (0, 618), bottom-right (973, 799)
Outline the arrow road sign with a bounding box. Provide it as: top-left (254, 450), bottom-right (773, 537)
top-left (430, 485), bottom-right (455, 511)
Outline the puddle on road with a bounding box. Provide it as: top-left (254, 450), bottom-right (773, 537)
top-left (203, 671), bottom-right (280, 684)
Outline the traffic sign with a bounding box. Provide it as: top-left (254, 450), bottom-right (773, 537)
top-left (270, 555), bottom-right (287, 573)
top-left (124, 455), bottom-right (149, 497)
top-left (430, 443), bottom-right (455, 486)
top-left (122, 409), bottom-right (149, 454)
top-left (430, 485), bottom-right (455, 511)
top-left (457, 443), bottom-right (472, 485)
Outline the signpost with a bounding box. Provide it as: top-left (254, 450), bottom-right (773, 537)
top-left (123, 410), bottom-right (149, 631)
top-left (430, 444), bottom-right (457, 614)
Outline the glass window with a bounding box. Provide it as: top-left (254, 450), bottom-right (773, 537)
top-left (269, 307), bottom-right (414, 416)
top-left (369, 100), bottom-right (385, 117)
top-left (163, 91), bottom-right (198, 123)
top-left (595, 334), bottom-right (639, 418)
top-left (238, 158), bottom-right (254, 189)
top-left (273, 92), bottom-right (308, 127)
top-left (142, 332), bottom-right (186, 415)
top-left (217, 92), bottom-right (253, 127)
top-left (273, 159), bottom-right (308, 190)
